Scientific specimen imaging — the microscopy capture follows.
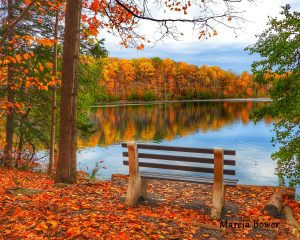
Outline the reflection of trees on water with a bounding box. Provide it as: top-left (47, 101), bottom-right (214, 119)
top-left (78, 101), bottom-right (269, 147)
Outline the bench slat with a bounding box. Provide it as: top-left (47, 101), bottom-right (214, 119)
top-left (123, 152), bottom-right (236, 166)
top-left (123, 161), bottom-right (235, 175)
top-left (140, 171), bottom-right (238, 183)
top-left (121, 143), bottom-right (235, 155)
top-left (140, 171), bottom-right (238, 186)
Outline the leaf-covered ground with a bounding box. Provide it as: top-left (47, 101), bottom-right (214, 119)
top-left (0, 169), bottom-right (299, 240)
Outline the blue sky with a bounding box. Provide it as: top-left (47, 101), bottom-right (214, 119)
top-left (105, 43), bottom-right (260, 74)
top-left (101, 0), bottom-right (300, 73)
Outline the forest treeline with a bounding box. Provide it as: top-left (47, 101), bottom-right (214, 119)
top-left (96, 57), bottom-right (269, 101)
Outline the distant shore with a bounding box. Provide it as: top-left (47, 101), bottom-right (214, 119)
top-left (91, 98), bottom-right (272, 108)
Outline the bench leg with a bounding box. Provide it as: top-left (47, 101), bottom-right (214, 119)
top-left (211, 148), bottom-right (225, 219)
top-left (141, 178), bottom-right (148, 198)
top-left (211, 183), bottom-right (225, 219)
top-left (126, 175), bottom-right (143, 206)
top-left (126, 176), bottom-right (147, 205)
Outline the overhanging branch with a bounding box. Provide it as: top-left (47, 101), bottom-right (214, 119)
top-left (114, 0), bottom-right (228, 23)
top-left (0, 0), bottom-right (37, 47)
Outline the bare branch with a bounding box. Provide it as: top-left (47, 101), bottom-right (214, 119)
top-left (115, 0), bottom-right (229, 23)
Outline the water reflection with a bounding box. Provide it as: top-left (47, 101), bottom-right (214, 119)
top-left (77, 100), bottom-right (278, 186)
top-left (79, 101), bottom-right (269, 147)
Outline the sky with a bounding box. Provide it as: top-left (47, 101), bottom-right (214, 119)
top-left (101, 0), bottom-right (300, 73)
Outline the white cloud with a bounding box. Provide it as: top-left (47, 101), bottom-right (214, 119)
top-left (100, 0), bottom-right (300, 72)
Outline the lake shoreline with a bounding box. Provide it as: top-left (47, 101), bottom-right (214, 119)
top-left (92, 98), bottom-right (272, 107)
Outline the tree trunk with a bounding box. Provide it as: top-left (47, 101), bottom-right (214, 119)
top-left (3, 0), bottom-right (15, 168)
top-left (48, 9), bottom-right (59, 175)
top-left (55, 0), bottom-right (82, 184)
top-left (4, 63), bottom-right (15, 168)
top-left (16, 125), bottom-right (23, 168)
top-left (15, 109), bottom-right (30, 168)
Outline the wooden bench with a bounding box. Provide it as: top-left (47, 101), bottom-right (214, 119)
top-left (122, 142), bottom-right (238, 219)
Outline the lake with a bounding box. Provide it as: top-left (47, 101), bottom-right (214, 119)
top-left (77, 99), bottom-right (280, 186)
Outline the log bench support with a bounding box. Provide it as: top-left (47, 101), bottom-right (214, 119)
top-left (211, 148), bottom-right (224, 219)
top-left (126, 143), bottom-right (147, 205)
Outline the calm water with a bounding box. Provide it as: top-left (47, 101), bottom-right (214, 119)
top-left (77, 100), bottom-right (279, 186)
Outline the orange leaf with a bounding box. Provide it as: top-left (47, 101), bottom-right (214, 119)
top-left (66, 226), bottom-right (81, 237)
top-left (48, 220), bottom-right (59, 229)
top-left (35, 222), bottom-right (48, 231)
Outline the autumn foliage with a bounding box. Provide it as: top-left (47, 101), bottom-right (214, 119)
top-left (0, 168), bottom-right (299, 239)
top-left (100, 57), bottom-right (268, 100)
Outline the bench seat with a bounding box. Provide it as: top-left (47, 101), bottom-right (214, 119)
top-left (140, 171), bottom-right (238, 186)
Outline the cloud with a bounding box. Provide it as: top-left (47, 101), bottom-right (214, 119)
top-left (100, 0), bottom-right (300, 73)
top-left (104, 40), bottom-right (260, 72)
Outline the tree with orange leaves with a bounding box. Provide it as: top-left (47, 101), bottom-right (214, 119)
top-left (99, 57), bottom-right (264, 100)
top-left (0, 0), bottom-right (64, 168)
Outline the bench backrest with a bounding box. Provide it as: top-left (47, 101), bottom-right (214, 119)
top-left (122, 143), bottom-right (236, 176)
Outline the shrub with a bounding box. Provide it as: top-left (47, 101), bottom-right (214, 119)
top-left (89, 160), bottom-right (105, 180)
top-left (182, 92), bottom-right (195, 100)
top-left (128, 92), bottom-right (140, 101)
top-left (143, 91), bottom-right (157, 101)
top-left (107, 95), bottom-right (120, 102)
top-left (197, 92), bottom-right (213, 99)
